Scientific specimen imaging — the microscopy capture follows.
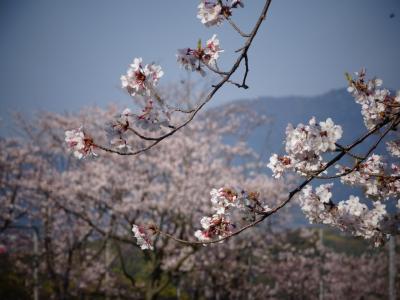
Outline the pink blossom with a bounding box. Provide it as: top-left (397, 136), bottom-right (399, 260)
top-left (65, 126), bottom-right (96, 159)
top-left (132, 224), bottom-right (154, 250)
top-left (121, 57), bottom-right (163, 96)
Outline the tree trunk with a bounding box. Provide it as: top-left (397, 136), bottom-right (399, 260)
top-left (33, 230), bottom-right (39, 300)
top-left (389, 236), bottom-right (397, 300)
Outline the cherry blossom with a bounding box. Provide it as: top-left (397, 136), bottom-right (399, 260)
top-left (120, 57), bottom-right (163, 96)
top-left (194, 214), bottom-right (234, 242)
top-left (387, 140), bottom-right (400, 157)
top-left (103, 108), bottom-right (137, 153)
top-left (346, 69), bottom-right (400, 130)
top-left (197, 1), bottom-right (224, 27)
top-left (194, 187), bottom-right (271, 242)
top-left (176, 34), bottom-right (224, 75)
top-left (210, 187), bottom-right (239, 214)
top-left (298, 184), bottom-right (388, 245)
top-left (197, 0), bottom-right (244, 27)
top-left (204, 34), bottom-right (224, 66)
top-left (65, 126), bottom-right (96, 159)
top-left (106, 101), bottom-right (171, 152)
top-left (132, 224), bottom-right (154, 250)
top-left (297, 184), bottom-right (334, 224)
top-left (176, 48), bottom-right (199, 74)
top-left (338, 155), bottom-right (400, 200)
top-left (133, 99), bottom-right (171, 131)
top-left (268, 117), bottom-right (342, 178)
top-left (267, 154), bottom-right (292, 179)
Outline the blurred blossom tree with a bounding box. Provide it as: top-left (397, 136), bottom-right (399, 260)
top-left (0, 80), bottom-right (290, 298)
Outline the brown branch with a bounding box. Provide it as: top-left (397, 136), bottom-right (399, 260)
top-left (165, 104), bottom-right (196, 114)
top-left (94, 0), bottom-right (273, 156)
top-left (52, 198), bottom-right (134, 245)
top-left (155, 115), bottom-right (398, 246)
top-left (334, 143), bottom-right (364, 160)
top-left (226, 53), bottom-right (249, 89)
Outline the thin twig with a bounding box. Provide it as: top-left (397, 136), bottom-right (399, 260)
top-left (227, 54), bottom-right (250, 89)
top-left (226, 17), bottom-right (251, 37)
top-left (334, 143), bottom-right (364, 160)
top-left (203, 63), bottom-right (230, 75)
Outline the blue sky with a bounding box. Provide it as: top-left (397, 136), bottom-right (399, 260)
top-left (0, 0), bottom-right (399, 121)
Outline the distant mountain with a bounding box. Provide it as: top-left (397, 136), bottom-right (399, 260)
top-left (227, 88), bottom-right (365, 155)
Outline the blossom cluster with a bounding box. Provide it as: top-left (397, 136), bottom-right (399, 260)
top-left (106, 108), bottom-right (132, 151)
top-left (347, 69), bottom-right (400, 130)
top-left (132, 224), bottom-right (154, 250)
top-left (120, 57), bottom-right (164, 97)
top-left (194, 188), bottom-right (271, 242)
top-left (107, 104), bottom-right (170, 152)
top-left (387, 140), bottom-right (400, 157)
top-left (119, 58), bottom-right (171, 132)
top-left (338, 154), bottom-right (400, 200)
top-left (268, 70), bottom-right (400, 246)
top-left (177, 34), bottom-right (223, 76)
top-left (267, 117), bottom-right (343, 178)
top-left (197, 0), bottom-right (244, 27)
top-left (298, 184), bottom-right (388, 246)
top-left (65, 127), bottom-right (96, 159)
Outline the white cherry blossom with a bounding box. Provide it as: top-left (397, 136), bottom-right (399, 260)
top-left (298, 184), bottom-right (388, 246)
top-left (120, 57), bottom-right (163, 96)
top-left (132, 224), bottom-right (154, 250)
top-left (176, 35), bottom-right (224, 75)
top-left (65, 126), bottom-right (96, 159)
top-left (268, 117), bottom-right (342, 177)
top-left (204, 34), bottom-right (224, 66)
top-left (339, 155), bottom-right (400, 200)
top-left (387, 140), bottom-right (400, 157)
top-left (197, 0), bottom-right (244, 27)
top-left (347, 69), bottom-right (400, 130)
top-left (197, 1), bottom-right (223, 27)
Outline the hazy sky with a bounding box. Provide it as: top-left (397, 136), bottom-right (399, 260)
top-left (1, 0), bottom-right (400, 119)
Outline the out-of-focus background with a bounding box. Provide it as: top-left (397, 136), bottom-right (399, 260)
top-left (0, 1), bottom-right (399, 299)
